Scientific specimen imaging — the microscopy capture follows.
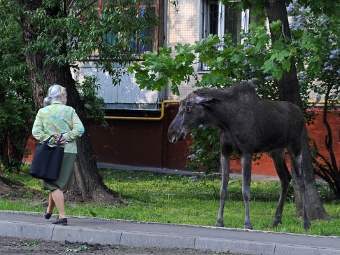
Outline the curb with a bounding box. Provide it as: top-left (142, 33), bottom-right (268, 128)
top-left (96, 162), bottom-right (280, 181)
top-left (96, 162), bottom-right (204, 176)
top-left (0, 220), bottom-right (339, 255)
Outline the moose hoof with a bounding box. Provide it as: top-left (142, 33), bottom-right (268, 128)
top-left (215, 220), bottom-right (224, 227)
top-left (303, 221), bottom-right (311, 231)
top-left (272, 219), bottom-right (282, 227)
top-left (244, 223), bottom-right (253, 230)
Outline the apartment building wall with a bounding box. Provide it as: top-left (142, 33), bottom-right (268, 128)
top-left (167, 0), bottom-right (202, 100)
top-left (167, 0), bottom-right (201, 46)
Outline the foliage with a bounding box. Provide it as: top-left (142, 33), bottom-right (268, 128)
top-left (76, 76), bottom-right (105, 123)
top-left (289, 1), bottom-right (339, 98)
top-left (0, 0), bottom-right (158, 116)
top-left (128, 44), bottom-right (195, 94)
top-left (0, 0), bottom-right (159, 167)
top-left (287, 1), bottom-right (340, 197)
top-left (0, 8), bottom-right (33, 168)
top-left (1, 169), bottom-right (339, 235)
top-left (11, 0), bottom-right (158, 82)
top-left (186, 127), bottom-right (220, 172)
top-left (130, 1), bottom-right (339, 175)
top-left (129, 26), bottom-right (298, 93)
top-left (129, 17), bottom-right (300, 172)
top-left (297, 0), bottom-right (340, 17)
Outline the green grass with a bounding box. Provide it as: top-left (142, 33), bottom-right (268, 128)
top-left (1, 169), bottom-right (340, 236)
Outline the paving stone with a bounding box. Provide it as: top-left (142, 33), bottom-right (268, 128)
top-left (121, 232), bottom-right (195, 249)
top-left (196, 237), bottom-right (275, 255)
top-left (52, 225), bottom-right (122, 245)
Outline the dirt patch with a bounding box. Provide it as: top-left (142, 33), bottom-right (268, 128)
top-left (0, 176), bottom-right (43, 200)
top-left (0, 236), bottom-right (237, 255)
top-left (0, 177), bottom-right (11, 194)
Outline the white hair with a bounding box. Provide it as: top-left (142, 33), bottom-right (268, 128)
top-left (43, 84), bottom-right (67, 106)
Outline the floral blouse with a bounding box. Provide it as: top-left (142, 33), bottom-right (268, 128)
top-left (32, 101), bottom-right (85, 153)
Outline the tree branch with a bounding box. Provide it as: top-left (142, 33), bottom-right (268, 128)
top-left (68, 0), bottom-right (76, 10)
top-left (316, 151), bottom-right (333, 171)
top-left (75, 0), bottom-right (97, 17)
top-left (322, 83), bottom-right (339, 172)
top-left (1, 1), bottom-right (24, 29)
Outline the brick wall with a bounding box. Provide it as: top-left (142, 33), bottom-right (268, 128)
top-left (230, 108), bottom-right (340, 175)
top-left (24, 107), bottom-right (339, 177)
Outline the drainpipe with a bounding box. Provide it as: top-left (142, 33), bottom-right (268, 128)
top-left (104, 100), bottom-right (179, 121)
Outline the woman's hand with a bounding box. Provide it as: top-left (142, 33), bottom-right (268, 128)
top-left (52, 134), bottom-right (67, 144)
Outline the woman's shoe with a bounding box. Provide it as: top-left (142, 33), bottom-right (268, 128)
top-left (44, 212), bottom-right (52, 220)
top-left (52, 218), bottom-right (67, 225)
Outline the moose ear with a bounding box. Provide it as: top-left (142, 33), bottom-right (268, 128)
top-left (193, 96), bottom-right (214, 105)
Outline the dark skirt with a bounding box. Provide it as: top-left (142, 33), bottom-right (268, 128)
top-left (43, 153), bottom-right (76, 191)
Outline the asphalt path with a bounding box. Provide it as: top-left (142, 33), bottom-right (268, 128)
top-left (0, 211), bottom-right (339, 255)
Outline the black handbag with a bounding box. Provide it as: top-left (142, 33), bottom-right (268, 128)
top-left (30, 135), bottom-right (64, 181)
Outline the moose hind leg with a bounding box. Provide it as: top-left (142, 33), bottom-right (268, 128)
top-left (289, 147), bottom-right (311, 230)
top-left (271, 150), bottom-right (291, 227)
top-left (241, 153), bottom-right (252, 229)
top-left (216, 151), bottom-right (230, 227)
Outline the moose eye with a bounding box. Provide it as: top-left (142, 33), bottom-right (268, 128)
top-left (185, 105), bottom-right (192, 112)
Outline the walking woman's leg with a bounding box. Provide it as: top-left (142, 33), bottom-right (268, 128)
top-left (51, 189), bottom-right (65, 219)
top-left (47, 193), bottom-right (55, 213)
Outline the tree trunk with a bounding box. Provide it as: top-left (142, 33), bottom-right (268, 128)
top-left (0, 135), bottom-right (10, 167)
top-left (19, 0), bottom-right (120, 203)
top-left (46, 65), bottom-right (120, 203)
top-left (8, 130), bottom-right (31, 170)
top-left (0, 177), bottom-right (11, 196)
top-left (264, 0), bottom-right (328, 220)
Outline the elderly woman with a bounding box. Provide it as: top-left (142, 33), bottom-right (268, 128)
top-left (32, 84), bottom-right (84, 225)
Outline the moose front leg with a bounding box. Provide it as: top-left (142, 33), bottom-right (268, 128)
top-left (289, 149), bottom-right (311, 230)
top-left (271, 149), bottom-right (291, 227)
top-left (216, 150), bottom-right (230, 227)
top-left (241, 153), bottom-right (253, 229)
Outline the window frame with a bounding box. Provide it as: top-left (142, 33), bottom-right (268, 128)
top-left (100, 0), bottom-right (164, 58)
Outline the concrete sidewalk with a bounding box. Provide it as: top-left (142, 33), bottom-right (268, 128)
top-left (0, 211), bottom-right (339, 255)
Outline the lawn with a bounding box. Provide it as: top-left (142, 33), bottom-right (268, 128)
top-left (1, 169), bottom-right (340, 236)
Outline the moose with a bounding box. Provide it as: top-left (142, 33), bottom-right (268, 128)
top-left (168, 81), bottom-right (311, 230)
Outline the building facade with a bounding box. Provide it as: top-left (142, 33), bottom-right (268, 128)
top-left (25, 1), bottom-right (339, 175)
top-left (74, 0), bottom-right (249, 109)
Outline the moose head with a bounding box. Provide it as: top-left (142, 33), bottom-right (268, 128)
top-left (168, 93), bottom-right (215, 144)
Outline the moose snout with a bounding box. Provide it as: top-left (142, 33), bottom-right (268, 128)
top-left (168, 114), bottom-right (187, 143)
top-left (168, 120), bottom-right (185, 144)
top-left (168, 134), bottom-right (177, 144)
top-left (168, 129), bottom-right (179, 144)
top-left (168, 125), bottom-right (187, 144)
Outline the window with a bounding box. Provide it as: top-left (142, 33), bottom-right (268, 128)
top-left (202, 0), bottom-right (241, 42)
top-left (200, 1), bottom-right (248, 71)
top-left (133, 5), bottom-right (156, 54)
top-left (88, 0), bottom-right (166, 111)
top-left (102, 1), bottom-right (162, 55)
